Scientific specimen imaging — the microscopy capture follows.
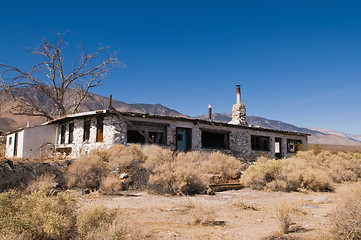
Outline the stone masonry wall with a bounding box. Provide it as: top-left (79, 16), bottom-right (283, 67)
top-left (55, 114), bottom-right (308, 161)
top-left (56, 115), bottom-right (127, 158)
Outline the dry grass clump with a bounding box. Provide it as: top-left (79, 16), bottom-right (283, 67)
top-left (77, 205), bottom-right (124, 240)
top-left (184, 201), bottom-right (219, 226)
top-left (240, 150), bottom-right (361, 192)
top-left (232, 199), bottom-right (259, 211)
top-left (275, 201), bottom-right (296, 234)
top-left (330, 182), bottom-right (361, 240)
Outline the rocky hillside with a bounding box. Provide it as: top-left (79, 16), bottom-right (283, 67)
top-left (0, 88), bottom-right (187, 133)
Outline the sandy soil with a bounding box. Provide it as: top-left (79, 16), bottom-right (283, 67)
top-left (76, 183), bottom-right (354, 240)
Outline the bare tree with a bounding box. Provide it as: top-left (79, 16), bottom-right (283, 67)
top-left (0, 33), bottom-right (123, 120)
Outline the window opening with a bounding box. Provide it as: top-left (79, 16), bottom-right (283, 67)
top-left (68, 122), bottom-right (74, 143)
top-left (251, 135), bottom-right (270, 151)
top-left (201, 130), bottom-right (229, 149)
top-left (287, 139), bottom-right (302, 153)
top-left (83, 119), bottom-right (91, 141)
top-left (96, 116), bottom-right (104, 142)
top-left (60, 125), bottom-right (66, 144)
top-left (149, 131), bottom-right (163, 144)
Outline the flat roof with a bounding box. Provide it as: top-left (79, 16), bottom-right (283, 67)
top-left (6, 109), bottom-right (310, 137)
top-left (49, 109), bottom-right (309, 137)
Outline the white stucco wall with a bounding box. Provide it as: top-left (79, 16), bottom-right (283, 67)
top-left (5, 125), bottom-right (57, 158)
top-left (22, 124), bottom-right (57, 158)
top-left (5, 132), bottom-right (18, 158)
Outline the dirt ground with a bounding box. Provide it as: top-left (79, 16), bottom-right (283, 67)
top-left (77, 183), bottom-right (355, 240)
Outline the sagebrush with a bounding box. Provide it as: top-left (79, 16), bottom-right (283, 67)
top-left (240, 150), bottom-right (361, 192)
top-left (330, 182), bottom-right (361, 240)
top-left (66, 145), bottom-right (244, 195)
top-left (0, 187), bottom-right (126, 239)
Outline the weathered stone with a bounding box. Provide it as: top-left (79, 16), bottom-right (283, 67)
top-left (313, 197), bottom-right (329, 204)
top-left (119, 173), bottom-right (129, 179)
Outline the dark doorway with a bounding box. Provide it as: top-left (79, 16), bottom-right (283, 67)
top-left (275, 138), bottom-right (282, 159)
top-left (14, 132), bottom-right (18, 157)
top-left (176, 128), bottom-right (192, 152)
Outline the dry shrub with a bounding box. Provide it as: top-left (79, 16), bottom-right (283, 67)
top-left (0, 160), bottom-right (65, 192)
top-left (241, 150), bottom-right (360, 192)
top-left (240, 158), bottom-right (283, 190)
top-left (0, 186), bottom-right (77, 239)
top-left (77, 205), bottom-right (124, 240)
top-left (142, 144), bottom-right (173, 170)
top-left (275, 201), bottom-right (296, 234)
top-left (0, 188), bottom-right (127, 239)
top-left (148, 160), bottom-right (207, 195)
top-left (100, 175), bottom-right (128, 194)
top-left (107, 144), bottom-right (146, 168)
top-left (330, 182), bottom-right (361, 240)
top-left (232, 199), bottom-right (259, 211)
top-left (200, 151), bottom-right (244, 181)
top-left (25, 173), bottom-right (57, 193)
top-left (185, 201), bottom-right (218, 226)
top-left (66, 153), bottom-right (109, 190)
top-left (147, 149), bottom-right (244, 195)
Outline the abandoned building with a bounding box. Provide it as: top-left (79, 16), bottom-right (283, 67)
top-left (5, 86), bottom-right (309, 161)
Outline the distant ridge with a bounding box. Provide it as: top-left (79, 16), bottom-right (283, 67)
top-left (0, 88), bottom-right (187, 133)
top-left (1, 88), bottom-right (360, 146)
top-left (195, 113), bottom-right (361, 146)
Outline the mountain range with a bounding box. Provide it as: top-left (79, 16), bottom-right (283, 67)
top-left (195, 113), bottom-right (361, 146)
top-left (1, 88), bottom-right (360, 146)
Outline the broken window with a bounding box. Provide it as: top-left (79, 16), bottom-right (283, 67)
top-left (83, 119), bottom-right (91, 141)
top-left (127, 122), bottom-right (167, 145)
top-left (8, 137), bottom-right (12, 145)
top-left (287, 139), bottom-right (302, 153)
top-left (201, 130), bottom-right (229, 149)
top-left (68, 122), bottom-right (74, 143)
top-left (60, 124), bottom-right (66, 144)
top-left (127, 130), bottom-right (145, 143)
top-left (96, 116), bottom-right (104, 142)
top-left (149, 131), bottom-right (164, 144)
top-left (251, 135), bottom-right (270, 151)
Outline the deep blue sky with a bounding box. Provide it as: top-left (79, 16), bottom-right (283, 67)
top-left (1, 1), bottom-right (361, 134)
